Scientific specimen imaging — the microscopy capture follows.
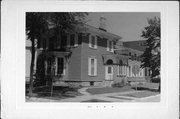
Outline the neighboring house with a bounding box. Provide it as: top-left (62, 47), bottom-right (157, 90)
top-left (26, 17), bottom-right (149, 87)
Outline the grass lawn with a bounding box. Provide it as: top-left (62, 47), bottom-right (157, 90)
top-left (26, 86), bottom-right (82, 101)
top-left (86, 86), bottom-right (133, 95)
top-left (121, 91), bottom-right (160, 98)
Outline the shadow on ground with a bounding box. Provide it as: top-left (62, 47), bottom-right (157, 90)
top-left (131, 87), bottom-right (159, 92)
top-left (26, 86), bottom-right (82, 100)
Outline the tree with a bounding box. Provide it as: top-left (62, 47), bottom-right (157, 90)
top-left (140, 17), bottom-right (160, 91)
top-left (26, 12), bottom-right (88, 96)
top-left (26, 13), bottom-right (48, 96)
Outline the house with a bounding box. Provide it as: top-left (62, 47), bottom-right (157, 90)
top-left (26, 16), bottom-right (149, 87)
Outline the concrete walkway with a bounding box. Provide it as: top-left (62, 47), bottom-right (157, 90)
top-left (78, 87), bottom-right (91, 96)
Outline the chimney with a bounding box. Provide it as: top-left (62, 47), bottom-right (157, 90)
top-left (99, 16), bottom-right (106, 32)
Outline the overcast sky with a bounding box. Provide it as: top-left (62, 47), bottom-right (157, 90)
top-left (86, 12), bottom-right (160, 41)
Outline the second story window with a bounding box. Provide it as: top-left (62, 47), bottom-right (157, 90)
top-left (70, 34), bottom-right (75, 47)
top-left (89, 35), bottom-right (97, 49)
top-left (67, 34), bottom-right (78, 47)
top-left (107, 40), bottom-right (114, 52)
top-left (61, 35), bottom-right (67, 48)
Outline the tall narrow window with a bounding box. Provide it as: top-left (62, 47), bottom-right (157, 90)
top-left (70, 34), bottom-right (75, 46)
top-left (134, 54), bottom-right (137, 60)
top-left (89, 35), bottom-right (97, 49)
top-left (61, 35), bottom-right (67, 48)
top-left (129, 66), bottom-right (132, 77)
top-left (57, 58), bottom-right (64, 75)
top-left (118, 66), bottom-right (127, 76)
top-left (88, 57), bottom-right (97, 76)
top-left (107, 40), bottom-right (114, 52)
top-left (91, 59), bottom-right (95, 75)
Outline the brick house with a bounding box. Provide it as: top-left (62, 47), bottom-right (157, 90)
top-left (26, 17), bottom-right (150, 87)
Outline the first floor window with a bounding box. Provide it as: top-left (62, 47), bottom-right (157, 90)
top-left (88, 57), bottom-right (97, 76)
top-left (129, 66), bottom-right (132, 77)
top-left (47, 59), bottom-right (51, 75)
top-left (57, 57), bottom-right (64, 75)
top-left (118, 65), bottom-right (126, 76)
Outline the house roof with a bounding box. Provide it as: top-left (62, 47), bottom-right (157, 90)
top-left (123, 40), bottom-right (147, 52)
top-left (115, 46), bottom-right (143, 56)
top-left (81, 24), bottom-right (122, 41)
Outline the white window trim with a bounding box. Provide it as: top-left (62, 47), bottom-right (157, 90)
top-left (55, 57), bottom-right (66, 76)
top-left (66, 33), bottom-right (78, 48)
top-left (89, 34), bottom-right (97, 49)
top-left (105, 66), bottom-right (113, 80)
top-left (107, 40), bottom-right (114, 52)
top-left (117, 65), bottom-right (127, 76)
top-left (88, 57), bottom-right (97, 76)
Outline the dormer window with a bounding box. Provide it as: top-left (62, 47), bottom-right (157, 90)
top-left (107, 40), bottom-right (114, 52)
top-left (89, 35), bottom-right (97, 49)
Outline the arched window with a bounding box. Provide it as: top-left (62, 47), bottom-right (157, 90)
top-left (106, 59), bottom-right (113, 65)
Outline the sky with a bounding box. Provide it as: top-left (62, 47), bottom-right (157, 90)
top-left (86, 12), bottom-right (160, 42)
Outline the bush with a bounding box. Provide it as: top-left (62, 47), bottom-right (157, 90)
top-left (151, 78), bottom-right (160, 83)
top-left (112, 79), bottom-right (127, 88)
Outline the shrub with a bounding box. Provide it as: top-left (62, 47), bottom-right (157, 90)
top-left (151, 78), bottom-right (160, 83)
top-left (112, 79), bottom-right (127, 88)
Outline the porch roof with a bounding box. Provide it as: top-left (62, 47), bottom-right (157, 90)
top-left (102, 54), bottom-right (129, 65)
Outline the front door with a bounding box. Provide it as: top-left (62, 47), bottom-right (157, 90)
top-left (105, 66), bottom-right (113, 80)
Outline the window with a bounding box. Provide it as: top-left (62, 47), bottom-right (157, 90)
top-left (70, 34), bottom-right (75, 46)
top-left (61, 35), bottom-right (67, 48)
top-left (67, 34), bottom-right (78, 47)
top-left (108, 67), bottom-right (112, 73)
top-left (107, 40), bottom-right (114, 52)
top-left (90, 81), bottom-right (94, 86)
top-left (47, 59), bottom-right (51, 75)
top-left (56, 57), bottom-right (64, 75)
top-left (129, 66), bottom-right (132, 77)
top-left (89, 35), bottom-right (97, 49)
top-left (118, 65), bottom-right (126, 76)
top-left (43, 39), bottom-right (47, 50)
top-left (134, 54), bottom-right (137, 60)
top-left (88, 57), bottom-right (97, 76)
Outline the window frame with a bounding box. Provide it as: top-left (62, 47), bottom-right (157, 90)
top-left (117, 65), bottom-right (127, 76)
top-left (55, 57), bottom-right (65, 76)
top-left (107, 40), bottom-right (114, 52)
top-left (88, 57), bottom-right (97, 76)
top-left (89, 34), bottom-right (97, 49)
top-left (67, 33), bottom-right (78, 47)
